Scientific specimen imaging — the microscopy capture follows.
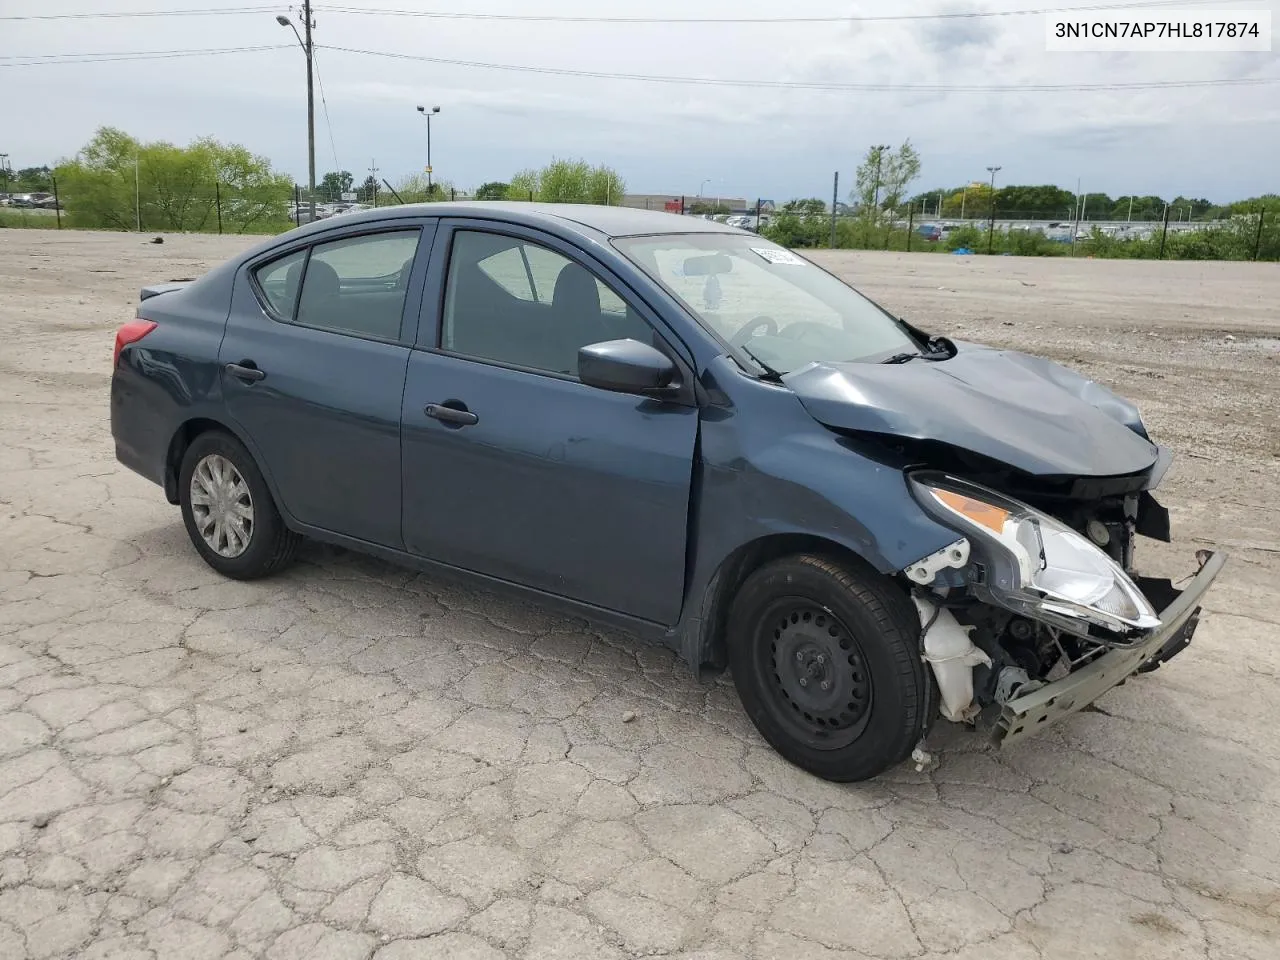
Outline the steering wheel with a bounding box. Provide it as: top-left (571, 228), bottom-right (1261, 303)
top-left (730, 315), bottom-right (778, 347)
top-left (778, 320), bottom-right (839, 342)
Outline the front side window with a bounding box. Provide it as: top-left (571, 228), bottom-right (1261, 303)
top-left (263, 229), bottom-right (420, 340)
top-left (442, 230), bottom-right (653, 377)
top-left (613, 233), bottom-right (919, 374)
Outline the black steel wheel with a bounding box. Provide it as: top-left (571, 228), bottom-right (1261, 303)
top-left (728, 554), bottom-right (935, 782)
top-left (762, 601), bottom-right (873, 749)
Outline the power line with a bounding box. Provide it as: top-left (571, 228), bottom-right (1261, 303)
top-left (0, 0), bottom-right (1241, 24)
top-left (0, 6), bottom-right (276, 21)
top-left (317, 0), bottom-right (1237, 23)
top-left (0, 44), bottom-right (291, 66)
top-left (316, 44), bottom-right (1280, 94)
top-left (310, 45), bottom-right (343, 177)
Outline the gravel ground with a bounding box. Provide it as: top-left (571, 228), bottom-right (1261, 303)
top-left (1, 229), bottom-right (1278, 960)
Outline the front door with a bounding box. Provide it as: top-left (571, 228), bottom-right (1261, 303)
top-left (401, 223), bottom-right (698, 625)
top-left (220, 223), bottom-right (435, 547)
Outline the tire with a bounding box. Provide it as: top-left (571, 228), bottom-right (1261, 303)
top-left (727, 553), bottom-right (935, 782)
top-left (178, 430), bottom-right (300, 580)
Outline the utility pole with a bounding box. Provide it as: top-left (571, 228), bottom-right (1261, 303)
top-left (369, 159), bottom-right (380, 207)
top-left (0, 154), bottom-right (9, 198)
top-left (276, 5), bottom-right (316, 223)
top-left (986, 165), bottom-right (1001, 255)
top-left (1126, 195), bottom-right (1134, 224)
top-left (303, 0), bottom-right (316, 223)
top-left (960, 184), bottom-right (966, 222)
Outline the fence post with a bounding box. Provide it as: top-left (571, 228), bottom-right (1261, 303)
top-left (1158, 204), bottom-right (1170, 259)
top-left (680, 195), bottom-right (685, 215)
top-left (756, 198), bottom-right (762, 232)
top-left (451, 188), bottom-right (456, 202)
top-left (294, 185), bottom-right (301, 228)
top-left (215, 182), bottom-right (223, 235)
top-left (1253, 208), bottom-right (1265, 261)
top-left (52, 175), bottom-right (62, 229)
top-left (907, 205), bottom-right (913, 252)
top-left (529, 190), bottom-right (534, 202)
top-left (830, 171), bottom-right (839, 249)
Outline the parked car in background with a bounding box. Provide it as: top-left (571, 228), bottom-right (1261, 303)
top-left (110, 202), bottom-right (1223, 782)
top-left (915, 223), bottom-right (942, 242)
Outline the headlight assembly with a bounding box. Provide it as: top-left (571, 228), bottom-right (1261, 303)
top-left (909, 473), bottom-right (1160, 639)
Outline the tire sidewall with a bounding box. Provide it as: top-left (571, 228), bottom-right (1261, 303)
top-left (179, 431), bottom-right (284, 579)
top-left (728, 559), bottom-right (927, 782)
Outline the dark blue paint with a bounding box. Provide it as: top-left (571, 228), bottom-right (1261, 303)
top-left (110, 201), bottom-right (1165, 676)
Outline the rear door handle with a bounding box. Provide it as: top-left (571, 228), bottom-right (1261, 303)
top-left (424, 402), bottom-right (478, 427)
top-left (225, 362), bottom-right (266, 383)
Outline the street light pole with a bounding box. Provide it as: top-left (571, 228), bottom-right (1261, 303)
top-left (277, 5), bottom-right (316, 224)
top-left (986, 165), bottom-right (1001, 255)
top-left (416, 105), bottom-right (441, 195)
top-left (0, 154), bottom-right (9, 198)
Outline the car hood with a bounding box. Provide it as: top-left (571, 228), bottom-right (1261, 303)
top-left (782, 341), bottom-right (1159, 477)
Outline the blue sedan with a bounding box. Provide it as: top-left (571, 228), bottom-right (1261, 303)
top-left (110, 202), bottom-right (1223, 781)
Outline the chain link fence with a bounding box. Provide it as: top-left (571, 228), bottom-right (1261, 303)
top-left (3, 178), bottom-right (1275, 262)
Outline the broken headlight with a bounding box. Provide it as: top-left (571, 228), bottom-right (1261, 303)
top-left (909, 473), bottom-right (1160, 638)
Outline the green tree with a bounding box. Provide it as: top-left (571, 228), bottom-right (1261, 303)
top-left (320, 170), bottom-right (354, 199)
top-left (852, 141), bottom-right (920, 227)
top-left (507, 159), bottom-right (626, 204)
top-left (1110, 195), bottom-right (1166, 221)
top-left (474, 181), bottom-right (509, 200)
top-left (393, 173), bottom-right (456, 202)
top-left (15, 166), bottom-right (53, 192)
top-left (53, 127), bottom-right (292, 232)
top-left (782, 198), bottom-right (827, 215)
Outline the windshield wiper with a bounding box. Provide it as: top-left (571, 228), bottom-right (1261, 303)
top-left (880, 346), bottom-right (951, 364)
top-left (740, 344), bottom-right (785, 381)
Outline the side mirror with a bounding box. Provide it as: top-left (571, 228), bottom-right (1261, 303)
top-left (578, 339), bottom-right (678, 396)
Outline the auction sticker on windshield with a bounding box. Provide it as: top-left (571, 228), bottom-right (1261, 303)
top-left (752, 247), bottom-right (806, 265)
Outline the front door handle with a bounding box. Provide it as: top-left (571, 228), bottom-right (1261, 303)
top-left (225, 361), bottom-right (266, 383)
top-left (424, 402), bottom-right (478, 427)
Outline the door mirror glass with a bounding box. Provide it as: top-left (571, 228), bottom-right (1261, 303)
top-left (578, 339), bottom-right (677, 395)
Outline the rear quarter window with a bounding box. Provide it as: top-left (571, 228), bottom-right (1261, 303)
top-left (253, 249), bottom-right (307, 320)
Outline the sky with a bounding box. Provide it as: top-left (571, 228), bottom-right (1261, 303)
top-left (2, 0), bottom-right (1278, 204)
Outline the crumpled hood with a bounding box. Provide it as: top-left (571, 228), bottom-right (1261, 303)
top-left (782, 341), bottom-right (1159, 477)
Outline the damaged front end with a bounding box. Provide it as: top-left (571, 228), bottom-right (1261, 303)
top-left (899, 465), bottom-right (1226, 746)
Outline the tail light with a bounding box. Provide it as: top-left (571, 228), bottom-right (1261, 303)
top-left (113, 320), bottom-right (158, 367)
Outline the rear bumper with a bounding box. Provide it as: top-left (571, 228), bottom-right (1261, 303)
top-left (993, 550), bottom-right (1226, 747)
top-left (110, 369), bottom-right (167, 489)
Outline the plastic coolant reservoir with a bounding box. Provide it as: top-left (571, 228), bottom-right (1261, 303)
top-left (912, 597), bottom-right (992, 722)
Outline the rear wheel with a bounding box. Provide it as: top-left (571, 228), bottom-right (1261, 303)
top-left (727, 554), bottom-right (934, 782)
top-left (178, 430), bottom-right (299, 579)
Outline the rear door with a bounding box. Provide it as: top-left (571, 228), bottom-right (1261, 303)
top-left (401, 220), bottom-right (699, 624)
top-left (221, 220), bottom-right (437, 548)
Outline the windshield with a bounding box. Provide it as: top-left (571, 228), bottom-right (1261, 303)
top-left (613, 233), bottom-right (919, 374)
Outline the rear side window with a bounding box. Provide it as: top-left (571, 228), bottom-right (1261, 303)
top-left (296, 230), bottom-right (421, 341)
top-left (254, 249), bottom-right (307, 319)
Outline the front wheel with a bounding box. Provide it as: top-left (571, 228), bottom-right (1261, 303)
top-left (727, 554), bottom-right (934, 782)
top-left (178, 430), bottom-right (300, 580)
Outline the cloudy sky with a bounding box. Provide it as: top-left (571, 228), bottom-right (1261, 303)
top-left (3, 1), bottom-right (1277, 203)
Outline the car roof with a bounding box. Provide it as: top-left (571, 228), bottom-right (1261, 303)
top-left (285, 201), bottom-right (742, 242)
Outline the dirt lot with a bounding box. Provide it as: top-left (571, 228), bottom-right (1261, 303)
top-left (1, 229), bottom-right (1278, 960)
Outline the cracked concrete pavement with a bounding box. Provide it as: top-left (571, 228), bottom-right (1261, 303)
top-left (2, 230), bottom-right (1279, 959)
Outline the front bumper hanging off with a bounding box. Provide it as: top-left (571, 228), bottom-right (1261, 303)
top-left (993, 550), bottom-right (1227, 747)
